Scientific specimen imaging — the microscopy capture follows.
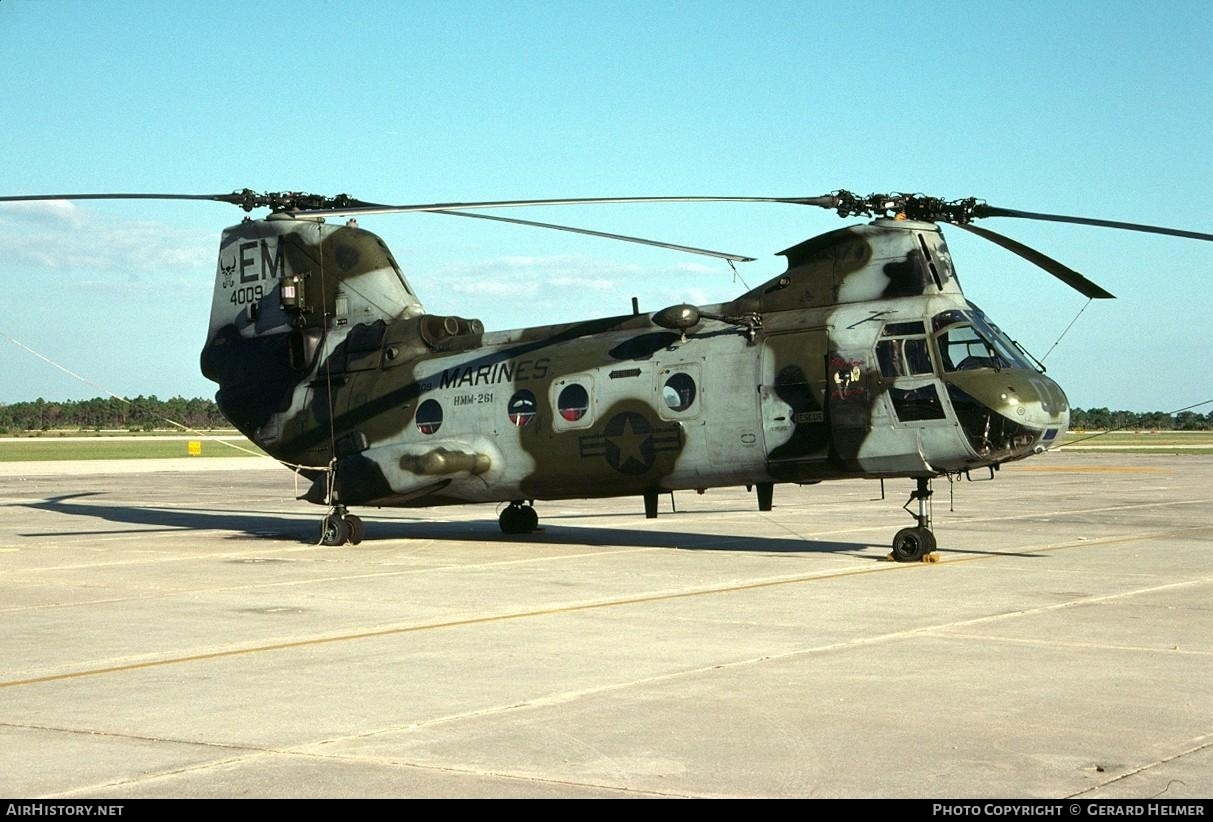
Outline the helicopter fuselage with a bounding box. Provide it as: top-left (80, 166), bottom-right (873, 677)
top-left (200, 215), bottom-right (1069, 514)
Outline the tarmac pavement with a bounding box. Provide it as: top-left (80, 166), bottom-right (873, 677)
top-left (0, 452), bottom-right (1209, 798)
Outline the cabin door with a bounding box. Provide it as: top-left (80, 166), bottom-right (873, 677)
top-left (759, 330), bottom-right (830, 464)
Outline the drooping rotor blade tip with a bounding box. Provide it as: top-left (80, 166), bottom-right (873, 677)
top-left (955, 223), bottom-right (1116, 299)
top-left (976, 205), bottom-right (1213, 243)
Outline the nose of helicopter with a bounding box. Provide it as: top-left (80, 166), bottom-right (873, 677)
top-left (944, 369), bottom-right (1071, 462)
top-left (999, 372), bottom-right (1070, 452)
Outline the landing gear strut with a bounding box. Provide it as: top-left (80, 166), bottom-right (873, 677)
top-left (319, 504), bottom-right (364, 547)
top-left (891, 477), bottom-right (937, 562)
top-left (499, 500), bottom-right (539, 534)
top-left (755, 482), bottom-right (774, 512)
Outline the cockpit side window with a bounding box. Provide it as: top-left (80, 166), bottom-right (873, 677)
top-left (969, 311), bottom-right (1035, 370)
top-left (876, 339), bottom-right (905, 378)
top-left (904, 339), bottom-right (933, 375)
top-left (936, 307), bottom-right (1039, 372)
top-left (937, 323), bottom-right (1001, 371)
top-left (932, 310), bottom-right (968, 333)
top-left (877, 322), bottom-right (945, 423)
top-left (876, 323), bottom-right (935, 378)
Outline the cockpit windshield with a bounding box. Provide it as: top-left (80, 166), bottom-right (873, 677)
top-left (933, 308), bottom-right (1036, 372)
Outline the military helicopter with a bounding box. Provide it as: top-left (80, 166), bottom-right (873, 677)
top-left (4, 189), bottom-right (1210, 559)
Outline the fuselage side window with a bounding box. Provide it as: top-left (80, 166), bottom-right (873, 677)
top-left (507, 389), bottom-right (538, 427)
top-left (662, 372), bottom-right (697, 412)
top-left (416, 398), bottom-right (443, 435)
top-left (557, 383), bottom-right (589, 422)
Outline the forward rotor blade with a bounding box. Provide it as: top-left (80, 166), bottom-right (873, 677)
top-left (292, 195), bottom-right (837, 218)
top-left (976, 205), bottom-right (1213, 242)
top-left (953, 223), bottom-right (1115, 299)
top-left (431, 209), bottom-right (756, 262)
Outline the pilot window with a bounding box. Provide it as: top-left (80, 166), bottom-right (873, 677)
top-left (889, 385), bottom-right (946, 421)
top-left (416, 398), bottom-right (443, 435)
top-left (876, 340), bottom-right (904, 377)
top-left (876, 324), bottom-right (936, 378)
top-left (904, 339), bottom-right (933, 374)
top-left (934, 308), bottom-right (1037, 372)
top-left (938, 324), bottom-right (998, 371)
top-left (883, 321), bottom-right (926, 336)
top-left (969, 311), bottom-right (1035, 370)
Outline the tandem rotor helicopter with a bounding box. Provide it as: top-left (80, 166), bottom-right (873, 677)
top-left (5, 189), bottom-right (1211, 559)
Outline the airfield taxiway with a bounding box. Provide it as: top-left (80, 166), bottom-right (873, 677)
top-left (1, 453), bottom-right (1210, 798)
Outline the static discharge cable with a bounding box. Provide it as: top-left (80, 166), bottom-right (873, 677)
top-left (1064, 398), bottom-right (1213, 447)
top-left (1, 329), bottom-right (265, 458)
top-left (1040, 298), bottom-right (1091, 363)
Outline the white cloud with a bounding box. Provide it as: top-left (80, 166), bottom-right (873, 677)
top-left (0, 200), bottom-right (85, 227)
top-left (671, 262), bottom-right (717, 274)
top-left (449, 278), bottom-right (541, 297)
top-left (425, 252), bottom-right (733, 303)
top-left (405, 249), bottom-right (766, 333)
top-left (679, 287), bottom-right (712, 305)
top-left (0, 202), bottom-right (215, 274)
top-left (546, 275), bottom-right (616, 291)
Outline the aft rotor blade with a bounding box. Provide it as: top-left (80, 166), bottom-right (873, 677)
top-left (953, 223), bottom-right (1116, 299)
top-left (431, 209), bottom-right (756, 262)
top-left (977, 205), bottom-right (1213, 242)
top-left (0, 192), bottom-right (240, 205)
top-left (0, 191), bottom-right (377, 212)
top-left (292, 195), bottom-right (838, 218)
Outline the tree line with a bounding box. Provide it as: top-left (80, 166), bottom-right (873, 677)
top-left (0, 396), bottom-right (230, 433)
top-left (1069, 407), bottom-right (1213, 431)
top-left (0, 396), bottom-right (1210, 434)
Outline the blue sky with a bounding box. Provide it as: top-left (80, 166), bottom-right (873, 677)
top-left (1, 0), bottom-right (1209, 412)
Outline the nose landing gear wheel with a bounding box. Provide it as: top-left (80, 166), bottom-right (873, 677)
top-left (319, 506), bottom-right (364, 547)
top-left (889, 476), bottom-right (939, 562)
top-left (344, 514), bottom-right (365, 545)
top-left (891, 526), bottom-right (936, 562)
top-left (320, 514), bottom-right (350, 546)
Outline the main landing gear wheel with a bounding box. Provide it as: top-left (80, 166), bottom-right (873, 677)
top-left (891, 526), bottom-right (936, 562)
top-left (499, 501), bottom-right (539, 534)
top-left (319, 506), bottom-right (364, 547)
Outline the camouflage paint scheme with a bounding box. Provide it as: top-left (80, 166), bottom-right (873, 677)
top-left (200, 214), bottom-right (1070, 515)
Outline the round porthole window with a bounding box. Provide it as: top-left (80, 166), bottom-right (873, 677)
top-left (557, 383), bottom-right (589, 422)
top-left (662, 372), bottom-right (696, 412)
top-left (416, 398), bottom-right (443, 435)
top-left (507, 389), bottom-right (538, 427)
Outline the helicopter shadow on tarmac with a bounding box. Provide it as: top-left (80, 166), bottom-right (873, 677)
top-left (16, 492), bottom-right (909, 558)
